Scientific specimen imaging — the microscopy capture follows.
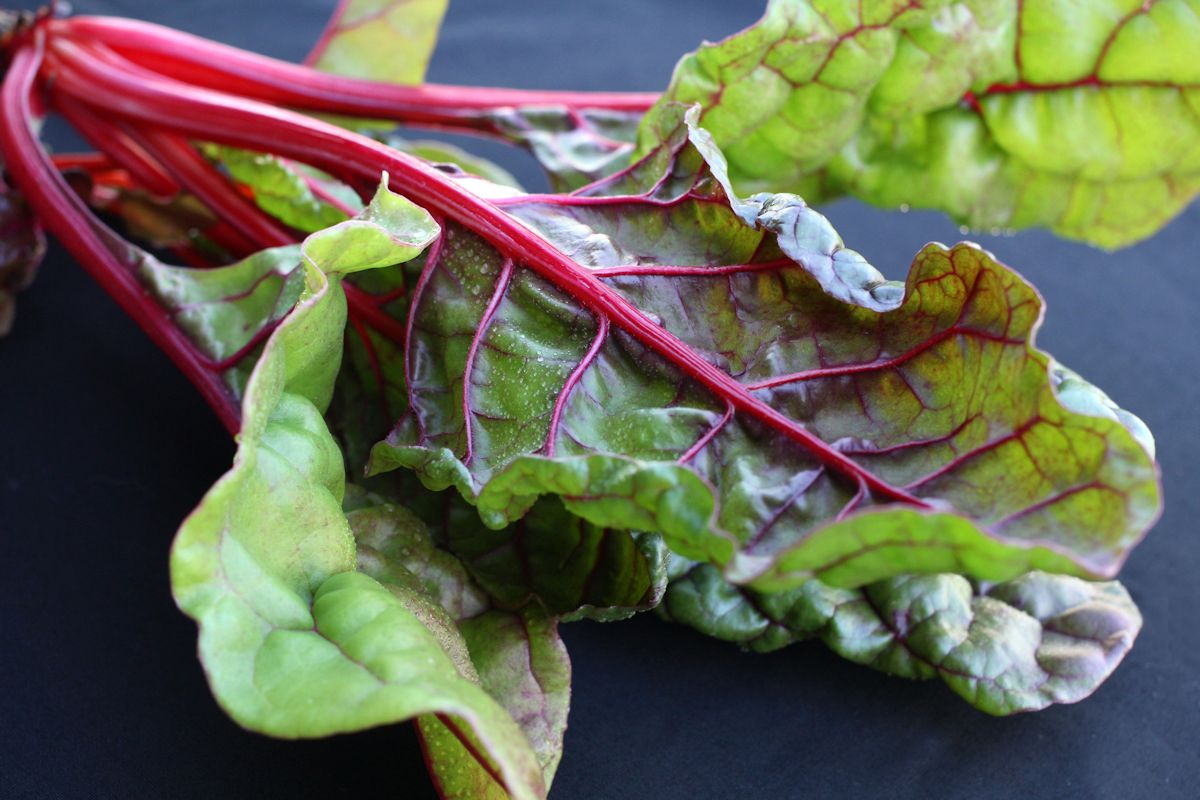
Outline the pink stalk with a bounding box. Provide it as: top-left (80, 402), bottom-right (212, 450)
top-left (54, 16), bottom-right (658, 135)
top-left (0, 34), bottom-right (240, 432)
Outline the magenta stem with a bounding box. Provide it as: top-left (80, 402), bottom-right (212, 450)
top-left (0, 36), bottom-right (241, 433)
top-left (55, 16), bottom-right (658, 134)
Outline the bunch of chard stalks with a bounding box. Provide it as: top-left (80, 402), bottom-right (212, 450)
top-left (0, 5), bottom-right (660, 434)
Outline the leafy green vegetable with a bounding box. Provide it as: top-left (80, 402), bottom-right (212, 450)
top-left (370, 111), bottom-right (1160, 593)
top-left (663, 560), bottom-right (1142, 714)
top-left (306, 0), bottom-right (448, 84)
top-left (140, 243), bottom-right (305, 391)
top-left (2, 3), bottom-right (1178, 795)
top-left (168, 182), bottom-right (552, 799)
top-left (348, 493), bottom-right (571, 792)
top-left (489, 107), bottom-right (642, 192)
top-left (637, 0), bottom-right (1200, 247)
top-left (330, 254), bottom-right (669, 622)
top-left (206, 144), bottom-right (355, 233)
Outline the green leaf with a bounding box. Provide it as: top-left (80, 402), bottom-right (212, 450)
top-left (206, 145), bottom-right (356, 233)
top-left (394, 137), bottom-right (525, 190)
top-left (307, 0), bottom-right (448, 84)
top-left (438, 495), bottom-right (668, 621)
top-left (663, 561), bottom-right (1142, 715)
top-left (330, 257), bottom-right (669, 621)
top-left (637, 0), bottom-right (1200, 247)
top-left (368, 114), bottom-right (1160, 592)
top-left (488, 107), bottom-right (642, 192)
top-left (458, 609), bottom-right (570, 784)
top-left (169, 185), bottom-right (548, 799)
top-left (140, 243), bottom-right (305, 392)
top-left (414, 609), bottom-right (570, 796)
top-left (348, 493), bottom-right (571, 791)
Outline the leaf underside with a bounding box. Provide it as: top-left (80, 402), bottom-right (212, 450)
top-left (663, 560), bottom-right (1142, 714)
top-left (306, 0), bottom-right (449, 85)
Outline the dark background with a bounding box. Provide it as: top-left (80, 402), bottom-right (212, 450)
top-left (3, 2), bottom-right (1197, 798)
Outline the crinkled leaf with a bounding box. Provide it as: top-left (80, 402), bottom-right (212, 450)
top-left (0, 170), bottom-right (45, 335)
top-left (306, 0), bottom-right (448, 84)
top-left (489, 107), bottom-right (642, 192)
top-left (663, 560), bottom-right (1142, 715)
top-left (439, 494), bottom-right (667, 622)
top-left (168, 186), bottom-right (547, 799)
top-left (638, 0), bottom-right (1200, 247)
top-left (140, 244), bottom-right (305, 393)
top-left (206, 145), bottom-right (355, 233)
top-left (369, 114), bottom-right (1160, 592)
top-left (136, 175), bottom-right (435, 403)
top-left (331, 257), bottom-right (669, 621)
top-left (347, 493), bottom-right (571, 791)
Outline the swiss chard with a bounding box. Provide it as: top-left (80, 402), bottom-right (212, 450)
top-left (662, 560), bottom-right (1142, 714)
top-left (368, 108), bottom-right (1159, 591)
top-left (0, 1), bottom-right (1184, 798)
top-left (637, 0), bottom-right (1200, 248)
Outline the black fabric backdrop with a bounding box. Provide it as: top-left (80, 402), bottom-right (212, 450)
top-left (3, 2), bottom-right (1197, 798)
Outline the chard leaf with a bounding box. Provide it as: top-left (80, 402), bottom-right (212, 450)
top-left (348, 493), bottom-right (572, 790)
top-left (488, 107), bottom-right (642, 192)
top-left (394, 138), bottom-right (525, 191)
top-left (638, 0), bottom-right (1200, 247)
top-left (663, 561), bottom-right (1142, 715)
top-left (440, 497), bottom-right (668, 622)
top-left (0, 170), bottom-right (45, 335)
top-left (170, 184), bottom-right (548, 799)
top-left (206, 145), bottom-right (356, 233)
top-left (455, 609), bottom-right (570, 785)
top-left (369, 114), bottom-right (1160, 592)
top-left (140, 244), bottom-right (306, 392)
top-left (331, 259), bottom-right (669, 621)
top-left (306, 0), bottom-right (448, 84)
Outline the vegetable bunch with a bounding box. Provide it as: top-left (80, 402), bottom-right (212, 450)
top-left (2, 1), bottom-right (1192, 797)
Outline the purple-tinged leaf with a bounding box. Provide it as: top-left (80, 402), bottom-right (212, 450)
top-left (348, 492), bottom-right (571, 793)
top-left (369, 114), bottom-right (1160, 592)
top-left (489, 106), bottom-right (642, 192)
top-left (664, 561), bottom-right (1141, 715)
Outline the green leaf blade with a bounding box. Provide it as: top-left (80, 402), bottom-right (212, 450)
top-left (307, 0), bottom-right (448, 85)
top-left (369, 137), bottom-right (1159, 591)
top-left (638, 0), bottom-right (1200, 247)
top-left (169, 186), bottom-right (550, 799)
